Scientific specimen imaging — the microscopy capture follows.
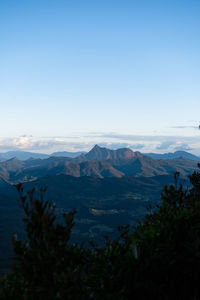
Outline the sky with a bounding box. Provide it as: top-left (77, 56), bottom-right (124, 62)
top-left (0, 0), bottom-right (200, 154)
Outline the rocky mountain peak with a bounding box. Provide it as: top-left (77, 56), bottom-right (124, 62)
top-left (85, 145), bottom-right (136, 161)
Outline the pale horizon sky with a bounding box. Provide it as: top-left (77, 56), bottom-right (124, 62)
top-left (0, 0), bottom-right (200, 153)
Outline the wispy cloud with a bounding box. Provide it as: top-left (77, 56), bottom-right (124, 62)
top-left (155, 141), bottom-right (194, 152)
top-left (0, 133), bottom-right (199, 155)
top-left (174, 143), bottom-right (193, 151)
top-left (92, 132), bottom-right (199, 143)
top-left (156, 141), bottom-right (176, 150)
top-left (97, 142), bottom-right (144, 150)
top-left (0, 136), bottom-right (92, 153)
top-left (86, 132), bottom-right (200, 155)
top-left (171, 126), bottom-right (198, 129)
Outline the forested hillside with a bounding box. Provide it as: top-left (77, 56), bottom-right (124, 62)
top-left (1, 170), bottom-right (200, 299)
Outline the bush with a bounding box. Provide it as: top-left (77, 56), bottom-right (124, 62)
top-left (1, 170), bottom-right (200, 299)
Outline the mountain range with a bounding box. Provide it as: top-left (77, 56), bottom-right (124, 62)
top-left (0, 150), bottom-right (85, 161)
top-left (145, 150), bottom-right (200, 161)
top-left (0, 148), bottom-right (199, 162)
top-left (0, 145), bottom-right (198, 184)
top-left (0, 144), bottom-right (199, 276)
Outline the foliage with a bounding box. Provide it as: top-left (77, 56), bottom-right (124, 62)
top-left (1, 170), bottom-right (200, 299)
top-left (131, 171), bottom-right (200, 299)
top-left (0, 185), bottom-right (91, 300)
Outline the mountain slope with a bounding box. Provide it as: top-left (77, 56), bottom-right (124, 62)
top-left (0, 145), bottom-right (198, 183)
top-left (84, 145), bottom-right (136, 161)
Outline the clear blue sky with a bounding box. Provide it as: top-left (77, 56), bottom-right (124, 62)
top-left (0, 0), bottom-right (200, 153)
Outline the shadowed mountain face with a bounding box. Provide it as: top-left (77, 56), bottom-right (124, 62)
top-left (0, 157), bottom-right (25, 181)
top-left (0, 145), bottom-right (198, 183)
top-left (0, 172), bottom-right (178, 276)
top-left (113, 156), bottom-right (198, 177)
top-left (21, 174), bottom-right (179, 243)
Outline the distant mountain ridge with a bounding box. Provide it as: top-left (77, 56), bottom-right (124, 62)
top-left (145, 151), bottom-right (200, 161)
top-left (0, 151), bottom-right (49, 161)
top-left (0, 147), bottom-right (199, 163)
top-left (0, 145), bottom-right (198, 183)
top-left (51, 151), bottom-right (86, 158)
top-left (0, 150), bottom-right (86, 161)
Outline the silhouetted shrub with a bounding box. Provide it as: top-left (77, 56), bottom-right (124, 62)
top-left (1, 170), bottom-right (200, 299)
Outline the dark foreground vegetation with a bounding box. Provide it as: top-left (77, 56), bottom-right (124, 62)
top-left (1, 169), bottom-right (200, 299)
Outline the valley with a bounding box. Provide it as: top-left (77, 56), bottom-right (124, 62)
top-left (0, 145), bottom-right (199, 275)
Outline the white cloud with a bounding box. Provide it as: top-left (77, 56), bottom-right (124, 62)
top-left (0, 132), bottom-right (199, 155)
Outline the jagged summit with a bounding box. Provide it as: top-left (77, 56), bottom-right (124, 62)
top-left (85, 144), bottom-right (136, 161)
top-left (93, 144), bottom-right (100, 149)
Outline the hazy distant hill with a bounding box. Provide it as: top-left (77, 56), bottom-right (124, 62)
top-left (51, 151), bottom-right (86, 158)
top-left (0, 151), bottom-right (49, 161)
top-left (145, 151), bottom-right (200, 161)
top-left (0, 150), bottom-right (86, 161)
